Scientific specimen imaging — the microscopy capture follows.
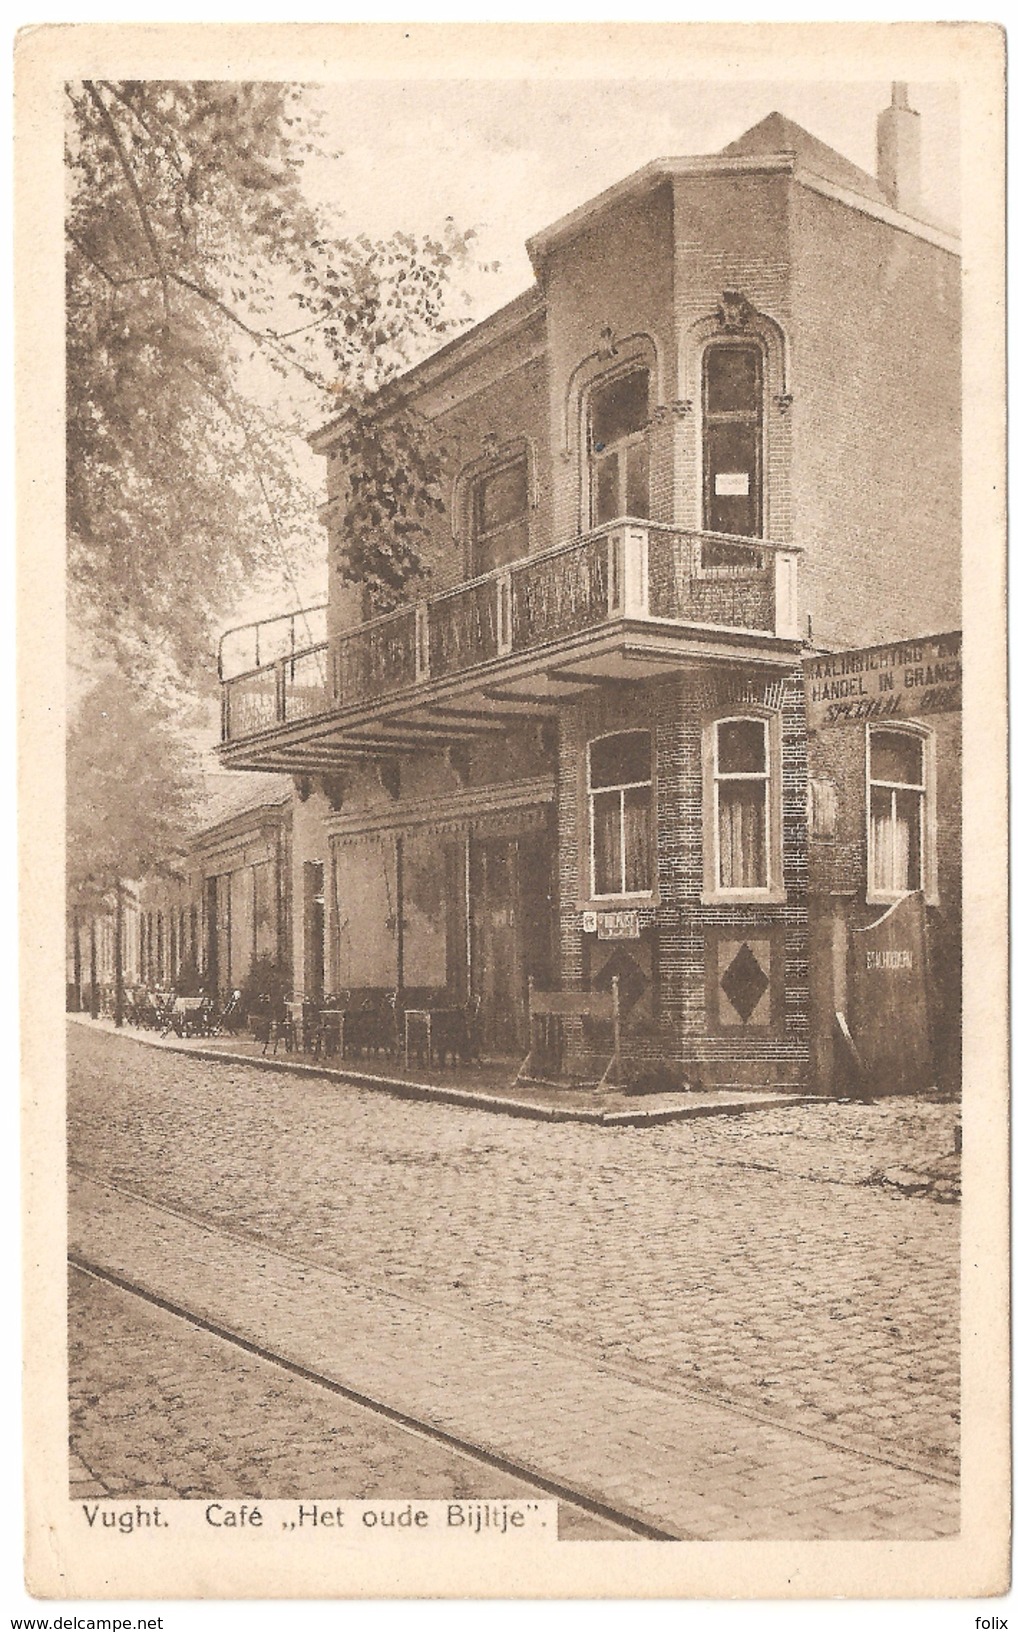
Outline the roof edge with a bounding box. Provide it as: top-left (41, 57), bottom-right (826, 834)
top-left (525, 150), bottom-right (959, 268)
top-left (525, 154), bottom-right (795, 267)
top-left (309, 285), bottom-right (546, 451)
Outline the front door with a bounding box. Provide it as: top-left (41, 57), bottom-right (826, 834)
top-left (470, 831), bottom-right (555, 1053)
top-left (471, 839), bottom-right (519, 1052)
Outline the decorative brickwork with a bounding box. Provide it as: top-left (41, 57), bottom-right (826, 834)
top-left (556, 670), bottom-right (810, 1086)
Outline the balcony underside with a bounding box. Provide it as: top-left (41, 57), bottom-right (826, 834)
top-left (219, 620), bottom-right (800, 774)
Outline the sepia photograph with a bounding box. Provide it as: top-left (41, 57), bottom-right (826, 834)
top-left (15, 20), bottom-right (1007, 1605)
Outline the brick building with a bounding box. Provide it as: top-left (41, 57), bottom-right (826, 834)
top-left (804, 631), bottom-right (962, 1092)
top-left (215, 90), bottom-right (961, 1089)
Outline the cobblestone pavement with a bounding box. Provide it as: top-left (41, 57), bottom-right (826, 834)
top-left (70, 1174), bottom-right (957, 1540)
top-left (68, 1268), bottom-right (613, 1538)
top-left (68, 1023), bottom-right (960, 1519)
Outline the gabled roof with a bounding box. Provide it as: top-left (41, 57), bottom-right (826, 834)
top-left (722, 113), bottom-right (886, 205)
top-left (194, 771), bottom-right (291, 837)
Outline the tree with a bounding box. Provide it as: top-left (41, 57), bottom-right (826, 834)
top-left (66, 675), bottom-right (202, 1024)
top-left (66, 80), bottom-right (475, 687)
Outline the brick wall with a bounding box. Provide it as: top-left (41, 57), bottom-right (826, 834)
top-left (790, 186), bottom-right (961, 648)
top-left (805, 701), bottom-right (961, 1090)
top-left (556, 668), bottom-right (810, 1087)
top-left (322, 314), bottom-right (552, 645)
top-left (671, 171), bottom-right (794, 546)
top-left (542, 181), bottom-right (677, 541)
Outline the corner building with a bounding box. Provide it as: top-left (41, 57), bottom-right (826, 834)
top-left (218, 95), bottom-right (960, 1089)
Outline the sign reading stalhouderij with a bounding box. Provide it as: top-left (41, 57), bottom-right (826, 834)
top-left (804, 631), bottom-right (961, 731)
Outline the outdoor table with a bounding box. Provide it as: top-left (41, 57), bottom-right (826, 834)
top-left (163, 995), bottom-right (207, 1038)
top-left (403, 1006), bottom-right (471, 1071)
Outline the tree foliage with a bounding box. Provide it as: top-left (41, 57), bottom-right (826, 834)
top-left (66, 675), bottom-right (202, 902)
top-left (66, 80), bottom-right (474, 685)
top-left (331, 401), bottom-right (449, 608)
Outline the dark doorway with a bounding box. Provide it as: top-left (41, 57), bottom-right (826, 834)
top-left (470, 830), bottom-right (554, 1052)
top-left (304, 861), bottom-right (326, 1001)
top-left (204, 877), bottom-right (220, 996)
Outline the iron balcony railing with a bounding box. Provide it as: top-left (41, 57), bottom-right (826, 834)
top-left (220, 521), bottom-right (800, 744)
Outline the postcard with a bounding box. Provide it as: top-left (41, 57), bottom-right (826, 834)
top-left (16, 19), bottom-right (1008, 1604)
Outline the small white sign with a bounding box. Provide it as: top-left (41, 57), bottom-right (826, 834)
top-left (582, 910), bottom-right (598, 934)
top-left (598, 911), bottom-right (640, 940)
top-left (715, 471), bottom-right (750, 497)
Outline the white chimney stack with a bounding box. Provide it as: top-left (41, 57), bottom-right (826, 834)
top-left (877, 82), bottom-right (922, 216)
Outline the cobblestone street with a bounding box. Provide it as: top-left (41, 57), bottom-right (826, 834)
top-left (67, 1022), bottom-right (960, 1536)
top-left (68, 1269), bottom-right (613, 1537)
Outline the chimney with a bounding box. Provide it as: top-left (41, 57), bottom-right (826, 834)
top-left (877, 83), bottom-right (922, 216)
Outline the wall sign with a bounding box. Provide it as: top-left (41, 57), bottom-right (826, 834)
top-left (597, 910), bottom-right (640, 940)
top-left (714, 472), bottom-right (750, 496)
top-left (804, 631), bottom-right (961, 730)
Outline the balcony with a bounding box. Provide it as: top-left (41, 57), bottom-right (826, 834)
top-left (218, 522), bottom-right (801, 771)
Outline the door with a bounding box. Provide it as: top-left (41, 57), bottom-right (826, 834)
top-left (304, 861), bottom-right (326, 1001)
top-left (470, 832), bottom-right (555, 1053)
top-left (470, 840), bottom-right (520, 1051)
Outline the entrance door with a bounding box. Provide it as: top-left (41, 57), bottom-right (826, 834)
top-left (470, 832), bottom-right (554, 1053)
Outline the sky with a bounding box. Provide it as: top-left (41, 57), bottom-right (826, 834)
top-left (301, 79), bottom-right (959, 325)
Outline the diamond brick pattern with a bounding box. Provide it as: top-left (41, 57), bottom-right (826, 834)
top-left (720, 940), bottom-right (770, 1024)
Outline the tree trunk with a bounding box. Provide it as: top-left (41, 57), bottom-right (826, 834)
top-left (114, 881), bottom-right (125, 1029)
top-left (89, 917), bottom-right (99, 1018)
top-left (72, 906), bottom-right (82, 1012)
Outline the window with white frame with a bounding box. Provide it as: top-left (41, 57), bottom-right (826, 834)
top-left (588, 369), bottom-right (651, 528)
top-left (867, 727), bottom-right (928, 899)
top-left (588, 730), bottom-right (653, 898)
top-left (703, 715), bottom-right (784, 898)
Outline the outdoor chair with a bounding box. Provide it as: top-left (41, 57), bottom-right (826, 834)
top-left (209, 989), bottom-right (242, 1036)
top-left (128, 987), bottom-right (161, 1029)
top-left (402, 990), bottom-right (481, 1070)
top-left (311, 994), bottom-right (347, 1059)
top-left (344, 991), bottom-right (397, 1060)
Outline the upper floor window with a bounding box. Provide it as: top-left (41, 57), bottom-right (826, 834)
top-left (588, 368), bottom-right (651, 528)
top-left (588, 730), bottom-right (653, 898)
top-left (868, 727), bottom-right (929, 900)
top-left (702, 342), bottom-right (763, 538)
top-left (471, 457), bottom-right (529, 577)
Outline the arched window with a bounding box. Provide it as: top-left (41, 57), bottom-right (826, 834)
top-left (588, 730), bottom-right (653, 898)
top-left (588, 368), bottom-right (651, 529)
top-left (867, 726), bottom-right (931, 899)
top-left (702, 342), bottom-right (764, 538)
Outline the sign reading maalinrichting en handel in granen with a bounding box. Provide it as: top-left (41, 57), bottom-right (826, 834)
top-left (804, 631), bottom-right (962, 731)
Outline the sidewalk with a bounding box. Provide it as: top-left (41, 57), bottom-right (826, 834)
top-left (68, 1013), bottom-right (817, 1127)
top-left (69, 1170), bottom-right (958, 1541)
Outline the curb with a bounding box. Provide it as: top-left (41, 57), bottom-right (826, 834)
top-left (68, 1015), bottom-right (817, 1128)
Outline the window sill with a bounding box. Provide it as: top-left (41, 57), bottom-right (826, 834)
top-left (581, 894), bottom-right (658, 911)
top-left (701, 888), bottom-right (787, 907)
